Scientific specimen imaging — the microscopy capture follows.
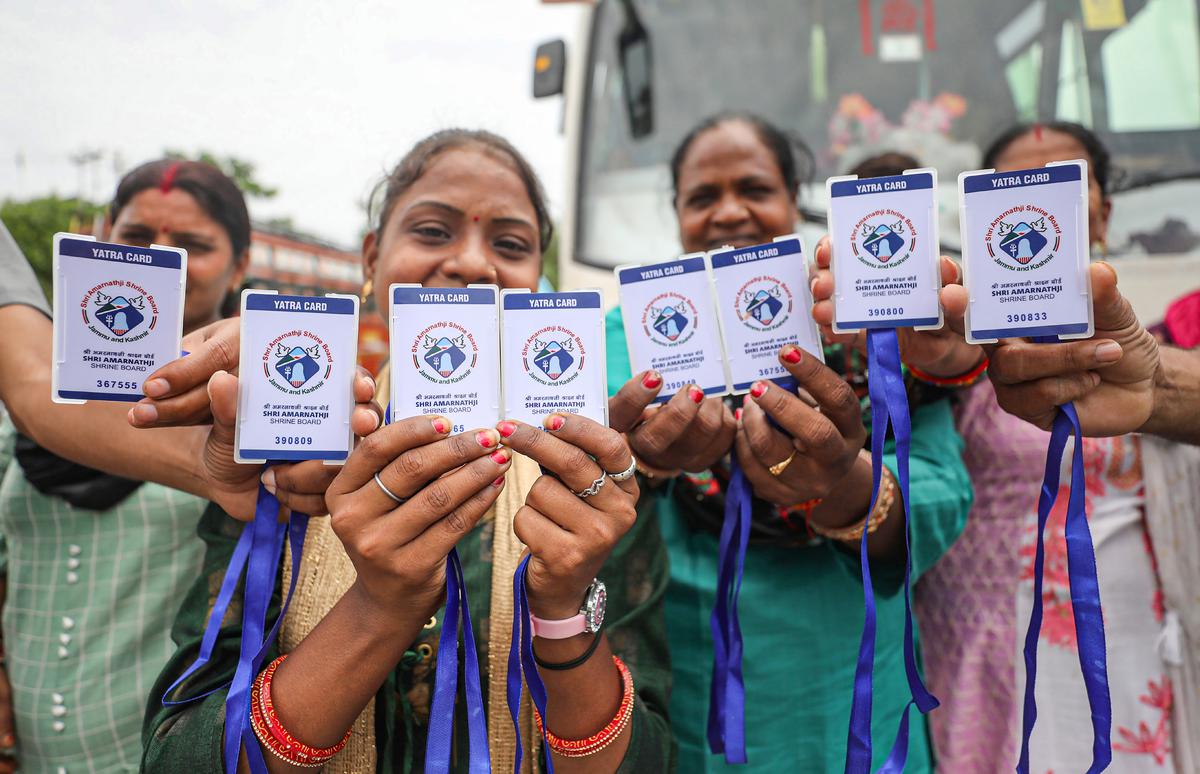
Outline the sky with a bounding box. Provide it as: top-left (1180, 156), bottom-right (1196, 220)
top-left (0, 0), bottom-right (584, 248)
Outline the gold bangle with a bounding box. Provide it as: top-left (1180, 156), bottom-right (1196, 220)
top-left (809, 465), bottom-right (897, 542)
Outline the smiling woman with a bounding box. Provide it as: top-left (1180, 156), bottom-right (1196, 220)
top-left (144, 129), bottom-right (673, 774)
top-left (0, 159), bottom-right (253, 774)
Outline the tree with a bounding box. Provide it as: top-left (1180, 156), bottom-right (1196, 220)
top-left (1, 195), bottom-right (105, 300)
top-left (164, 150), bottom-right (278, 199)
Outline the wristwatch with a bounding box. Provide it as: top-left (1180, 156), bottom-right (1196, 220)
top-left (529, 579), bottom-right (607, 639)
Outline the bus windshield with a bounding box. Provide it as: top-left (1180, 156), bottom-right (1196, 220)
top-left (576, 0), bottom-right (1200, 268)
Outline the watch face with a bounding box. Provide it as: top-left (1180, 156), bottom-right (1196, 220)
top-left (585, 581), bottom-right (607, 633)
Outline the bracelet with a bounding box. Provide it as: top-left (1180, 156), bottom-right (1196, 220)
top-left (907, 355), bottom-right (989, 389)
top-left (778, 498), bottom-right (823, 537)
top-left (534, 655), bottom-right (635, 758)
top-left (535, 628), bottom-right (604, 671)
top-left (249, 654), bottom-right (352, 767)
top-left (809, 465), bottom-right (897, 542)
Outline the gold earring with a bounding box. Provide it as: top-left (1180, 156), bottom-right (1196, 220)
top-left (360, 278), bottom-right (374, 306)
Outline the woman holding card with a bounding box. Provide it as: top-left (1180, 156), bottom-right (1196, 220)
top-left (814, 122), bottom-right (1191, 772)
top-left (0, 160), bottom-right (254, 774)
top-left (143, 130), bottom-right (672, 773)
top-left (604, 113), bottom-right (973, 772)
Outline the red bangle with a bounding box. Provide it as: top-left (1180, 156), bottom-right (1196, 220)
top-left (249, 654), bottom-right (352, 767)
top-left (907, 355), bottom-right (989, 388)
top-left (533, 655), bottom-right (635, 758)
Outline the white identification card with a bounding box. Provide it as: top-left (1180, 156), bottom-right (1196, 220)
top-left (827, 169), bottom-right (943, 332)
top-left (708, 235), bottom-right (824, 393)
top-left (389, 284), bottom-right (500, 433)
top-left (235, 290), bottom-right (359, 464)
top-left (960, 160), bottom-right (1093, 343)
top-left (500, 290), bottom-right (608, 425)
top-left (615, 255), bottom-right (729, 402)
top-left (51, 233), bottom-right (187, 404)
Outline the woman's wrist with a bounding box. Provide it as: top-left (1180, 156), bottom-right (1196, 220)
top-left (909, 343), bottom-right (986, 381)
top-left (806, 453), bottom-right (874, 530)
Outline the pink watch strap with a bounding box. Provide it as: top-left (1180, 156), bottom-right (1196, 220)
top-left (529, 612), bottom-right (587, 639)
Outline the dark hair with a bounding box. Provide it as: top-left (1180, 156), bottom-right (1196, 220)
top-left (669, 112), bottom-right (814, 203)
top-left (848, 152), bottom-right (921, 179)
top-left (370, 129), bottom-right (554, 252)
top-left (982, 121), bottom-right (1112, 194)
top-left (110, 159), bottom-right (251, 257)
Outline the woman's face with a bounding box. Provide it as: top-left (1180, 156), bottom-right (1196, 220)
top-left (109, 188), bottom-right (245, 333)
top-left (674, 120), bottom-right (799, 253)
top-left (990, 128), bottom-right (1112, 247)
top-left (364, 146), bottom-right (542, 313)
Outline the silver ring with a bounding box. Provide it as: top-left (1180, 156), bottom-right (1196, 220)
top-left (573, 472), bottom-right (608, 499)
top-left (608, 456), bottom-right (637, 483)
top-left (373, 471), bottom-right (406, 505)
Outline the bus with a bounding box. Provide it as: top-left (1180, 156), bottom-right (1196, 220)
top-left (540, 0), bottom-right (1200, 324)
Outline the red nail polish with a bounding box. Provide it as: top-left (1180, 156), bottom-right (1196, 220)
top-left (497, 420), bottom-right (517, 438)
top-left (689, 386), bottom-right (704, 403)
top-left (642, 371), bottom-right (662, 389)
top-left (750, 382), bottom-right (767, 399)
top-left (545, 414), bottom-right (565, 431)
top-left (492, 476), bottom-right (506, 487)
top-left (476, 431), bottom-right (496, 448)
top-left (782, 346), bottom-right (802, 364)
top-left (432, 418), bottom-right (449, 434)
top-left (734, 408), bottom-right (744, 421)
top-left (490, 450), bottom-right (509, 464)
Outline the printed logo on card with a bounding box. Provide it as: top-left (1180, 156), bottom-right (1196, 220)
top-left (522, 325), bottom-right (585, 386)
top-left (80, 281), bottom-right (158, 343)
top-left (642, 292), bottom-right (697, 347)
top-left (735, 276), bottom-right (793, 332)
top-left (411, 322), bottom-right (479, 384)
top-left (262, 331), bottom-right (332, 395)
top-left (851, 209), bottom-right (916, 269)
top-left (987, 206), bottom-right (1061, 271)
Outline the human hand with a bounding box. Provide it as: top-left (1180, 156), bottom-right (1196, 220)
top-left (810, 236), bottom-right (983, 377)
top-left (941, 261), bottom-right (1160, 435)
top-left (499, 415), bottom-right (639, 620)
top-left (737, 344), bottom-right (866, 508)
top-left (193, 368), bottom-right (382, 520)
top-left (608, 371), bottom-right (735, 474)
top-left (127, 317), bottom-right (240, 427)
top-left (326, 417), bottom-right (512, 616)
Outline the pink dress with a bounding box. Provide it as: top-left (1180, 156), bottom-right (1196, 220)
top-left (915, 379), bottom-right (1175, 773)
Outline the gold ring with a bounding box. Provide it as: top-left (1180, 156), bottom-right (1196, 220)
top-left (768, 450), bottom-right (797, 477)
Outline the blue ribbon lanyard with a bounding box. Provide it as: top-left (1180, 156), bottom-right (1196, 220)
top-left (427, 547), bottom-right (491, 772)
top-left (844, 329), bottom-right (937, 774)
top-left (705, 375), bottom-right (796, 764)
top-left (507, 554), bottom-right (555, 774)
top-left (388, 402), bottom-right (489, 773)
top-left (1017, 399), bottom-right (1112, 773)
top-left (160, 466), bottom-right (309, 774)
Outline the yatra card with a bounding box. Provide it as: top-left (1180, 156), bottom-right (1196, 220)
top-left (500, 290), bottom-right (607, 425)
top-left (708, 235), bottom-right (824, 393)
top-left (826, 169), bottom-right (942, 332)
top-left (389, 284), bottom-right (500, 433)
top-left (959, 160), bottom-right (1092, 343)
top-left (235, 290), bottom-right (359, 464)
top-left (51, 233), bottom-right (187, 403)
top-left (615, 255), bottom-right (728, 402)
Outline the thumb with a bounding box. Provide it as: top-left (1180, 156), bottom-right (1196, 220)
top-left (1090, 261), bottom-right (1138, 333)
top-left (206, 370), bottom-right (239, 443)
